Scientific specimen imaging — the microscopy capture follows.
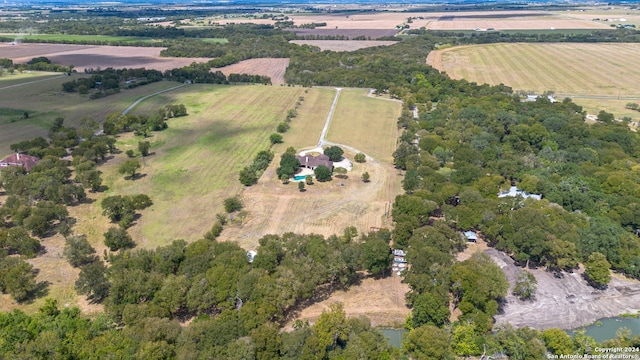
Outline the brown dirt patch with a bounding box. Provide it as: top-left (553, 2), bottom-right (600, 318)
top-left (216, 58), bottom-right (290, 84)
top-left (456, 236), bottom-right (490, 262)
top-left (0, 43), bottom-right (212, 72)
top-left (290, 40), bottom-right (397, 52)
top-left (285, 275), bottom-right (410, 329)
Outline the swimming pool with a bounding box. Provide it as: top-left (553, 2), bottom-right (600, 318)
top-left (294, 175), bottom-right (307, 181)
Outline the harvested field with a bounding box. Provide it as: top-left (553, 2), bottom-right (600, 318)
top-left (428, 43), bottom-right (640, 98)
top-left (0, 43), bottom-right (212, 72)
top-left (286, 275), bottom-right (410, 329)
top-left (290, 40), bottom-right (397, 52)
top-left (552, 8), bottom-right (640, 28)
top-left (486, 249), bottom-right (640, 330)
top-left (216, 58), bottom-right (290, 84)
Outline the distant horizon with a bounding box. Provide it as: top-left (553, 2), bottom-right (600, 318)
top-left (1, 0), bottom-right (635, 7)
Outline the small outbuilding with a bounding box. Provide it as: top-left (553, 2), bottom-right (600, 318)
top-left (463, 231), bottom-right (478, 242)
top-left (247, 250), bottom-right (257, 263)
top-left (498, 186), bottom-right (542, 200)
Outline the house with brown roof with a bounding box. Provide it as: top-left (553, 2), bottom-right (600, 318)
top-left (296, 154), bottom-right (333, 171)
top-left (0, 153), bottom-right (40, 172)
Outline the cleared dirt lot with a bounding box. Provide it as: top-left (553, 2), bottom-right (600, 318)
top-left (216, 58), bottom-right (290, 84)
top-left (456, 237), bottom-right (640, 330)
top-left (487, 249), bottom-right (640, 330)
top-left (0, 43), bottom-right (212, 72)
top-left (290, 40), bottom-right (397, 52)
top-left (286, 275), bottom-right (410, 329)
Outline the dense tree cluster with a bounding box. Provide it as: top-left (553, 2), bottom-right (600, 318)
top-left (0, 229), bottom-right (394, 358)
top-left (62, 67), bottom-right (163, 96)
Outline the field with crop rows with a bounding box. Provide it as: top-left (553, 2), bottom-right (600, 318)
top-left (431, 43), bottom-right (640, 97)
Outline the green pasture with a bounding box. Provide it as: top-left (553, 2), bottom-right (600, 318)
top-left (0, 74), bottom-right (183, 157)
top-left (94, 84), bottom-right (307, 248)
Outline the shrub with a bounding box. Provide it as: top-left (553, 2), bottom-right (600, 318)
top-left (354, 153), bottom-right (366, 163)
top-left (324, 146), bottom-right (344, 161)
top-left (314, 165), bottom-right (332, 182)
top-left (224, 196), bottom-right (243, 213)
top-left (103, 227), bottom-right (134, 251)
top-left (277, 122), bottom-right (290, 133)
top-left (270, 133), bottom-right (283, 144)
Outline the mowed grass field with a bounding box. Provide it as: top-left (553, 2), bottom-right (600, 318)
top-left (0, 73), bottom-right (184, 157)
top-left (327, 89), bottom-right (401, 162)
top-left (434, 43), bottom-right (640, 97)
top-left (91, 84), bottom-right (307, 248)
top-left (280, 87), bottom-right (335, 150)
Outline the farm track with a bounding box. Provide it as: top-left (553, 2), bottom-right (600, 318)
top-left (0, 74), bottom-right (66, 91)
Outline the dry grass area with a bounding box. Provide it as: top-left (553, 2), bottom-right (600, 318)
top-left (218, 153), bottom-right (399, 251)
top-left (416, 10), bottom-right (610, 30)
top-left (94, 85), bottom-right (307, 248)
top-left (429, 43), bottom-right (640, 98)
top-left (327, 89), bottom-right (401, 162)
top-left (210, 10), bottom-right (610, 32)
top-left (551, 7), bottom-right (640, 27)
top-left (575, 98), bottom-right (640, 124)
top-left (216, 58), bottom-right (290, 84)
top-left (286, 275), bottom-right (410, 329)
top-left (290, 40), bottom-right (397, 52)
top-left (0, 43), bottom-right (212, 72)
top-left (281, 87), bottom-right (335, 151)
top-left (218, 88), bottom-right (402, 250)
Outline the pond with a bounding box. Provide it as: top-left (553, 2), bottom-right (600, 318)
top-left (570, 316), bottom-right (640, 342)
top-left (380, 328), bottom-right (407, 349)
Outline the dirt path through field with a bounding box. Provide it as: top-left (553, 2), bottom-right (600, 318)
top-left (0, 74), bottom-right (66, 91)
top-left (121, 83), bottom-right (187, 115)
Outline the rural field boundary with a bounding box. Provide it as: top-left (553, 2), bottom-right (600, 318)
top-left (121, 83), bottom-right (188, 115)
top-left (0, 74), bottom-right (66, 91)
